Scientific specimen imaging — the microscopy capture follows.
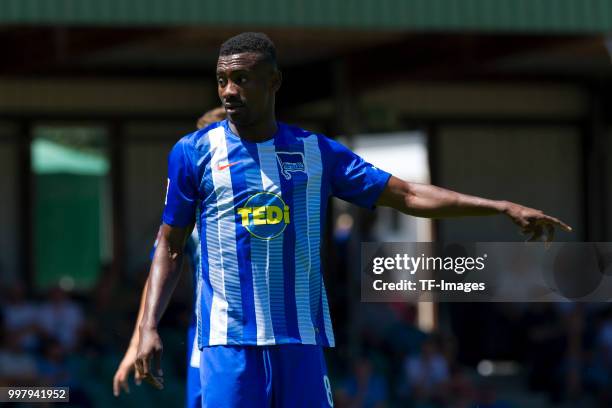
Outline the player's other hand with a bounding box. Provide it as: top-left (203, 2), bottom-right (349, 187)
top-left (113, 344), bottom-right (140, 397)
top-left (503, 201), bottom-right (572, 242)
top-left (135, 327), bottom-right (165, 390)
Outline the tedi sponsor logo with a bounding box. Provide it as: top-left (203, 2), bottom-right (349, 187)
top-left (237, 192), bottom-right (290, 240)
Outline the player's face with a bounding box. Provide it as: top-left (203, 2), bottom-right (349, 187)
top-left (216, 53), bottom-right (279, 127)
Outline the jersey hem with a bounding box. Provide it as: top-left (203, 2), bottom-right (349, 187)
top-left (364, 171), bottom-right (392, 210)
top-left (162, 214), bottom-right (193, 228)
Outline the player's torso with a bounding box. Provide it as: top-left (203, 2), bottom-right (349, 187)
top-left (195, 122), bottom-right (328, 244)
top-left (191, 121), bottom-right (333, 346)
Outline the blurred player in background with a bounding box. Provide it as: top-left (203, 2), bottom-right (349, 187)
top-left (112, 107), bottom-right (226, 408)
top-left (134, 32), bottom-right (571, 407)
top-left (197, 107), bottom-right (226, 131)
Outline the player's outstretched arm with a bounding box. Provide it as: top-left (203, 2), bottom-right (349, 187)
top-left (135, 223), bottom-right (192, 390)
top-left (376, 175), bottom-right (572, 241)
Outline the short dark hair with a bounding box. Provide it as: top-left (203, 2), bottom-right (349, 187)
top-left (219, 32), bottom-right (277, 66)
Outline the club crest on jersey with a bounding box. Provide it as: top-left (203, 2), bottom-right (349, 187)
top-left (237, 192), bottom-right (290, 240)
top-left (276, 151), bottom-right (306, 180)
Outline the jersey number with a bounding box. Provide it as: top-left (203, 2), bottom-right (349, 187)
top-left (323, 375), bottom-right (333, 407)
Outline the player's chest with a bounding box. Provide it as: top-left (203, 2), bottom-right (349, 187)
top-left (200, 144), bottom-right (323, 207)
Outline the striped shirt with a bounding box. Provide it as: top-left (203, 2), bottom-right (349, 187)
top-left (162, 120), bottom-right (391, 347)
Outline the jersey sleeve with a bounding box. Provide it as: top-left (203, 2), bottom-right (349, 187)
top-left (327, 137), bottom-right (392, 209)
top-left (162, 138), bottom-right (198, 227)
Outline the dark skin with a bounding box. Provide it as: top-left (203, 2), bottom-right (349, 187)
top-left (377, 179), bottom-right (571, 241)
top-left (216, 52), bottom-right (281, 142)
top-left (136, 223), bottom-right (191, 389)
top-left (134, 51), bottom-right (572, 389)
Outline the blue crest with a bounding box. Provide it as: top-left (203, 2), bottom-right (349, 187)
top-left (276, 151), bottom-right (306, 180)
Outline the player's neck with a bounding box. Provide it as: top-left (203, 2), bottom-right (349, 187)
top-left (229, 119), bottom-right (278, 143)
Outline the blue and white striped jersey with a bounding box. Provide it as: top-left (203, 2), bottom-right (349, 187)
top-left (162, 120), bottom-right (391, 348)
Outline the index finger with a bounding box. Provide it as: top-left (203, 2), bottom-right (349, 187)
top-left (541, 216), bottom-right (572, 232)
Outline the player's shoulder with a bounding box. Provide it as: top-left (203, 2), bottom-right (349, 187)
top-left (191, 120), bottom-right (225, 145)
top-left (175, 120), bottom-right (225, 151)
top-left (279, 123), bottom-right (350, 161)
top-left (279, 122), bottom-right (330, 145)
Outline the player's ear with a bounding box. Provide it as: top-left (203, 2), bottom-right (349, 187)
top-left (271, 69), bottom-right (282, 92)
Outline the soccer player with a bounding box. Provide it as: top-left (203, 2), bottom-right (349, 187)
top-left (134, 32), bottom-right (571, 407)
top-left (112, 108), bottom-right (226, 407)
